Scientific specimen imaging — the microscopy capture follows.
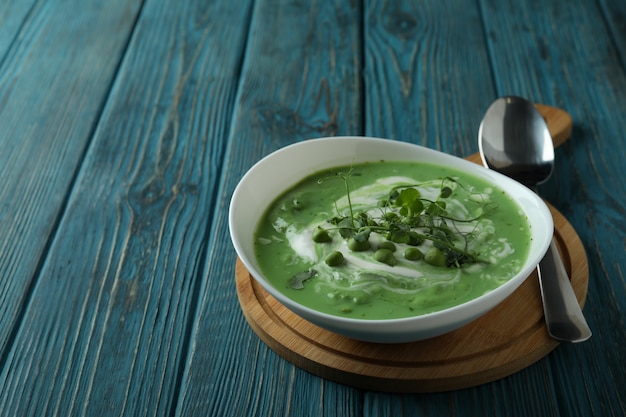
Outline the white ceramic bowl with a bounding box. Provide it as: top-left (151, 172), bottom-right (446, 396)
top-left (229, 137), bottom-right (553, 343)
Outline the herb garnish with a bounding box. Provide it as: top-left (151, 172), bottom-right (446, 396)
top-left (289, 170), bottom-right (494, 289)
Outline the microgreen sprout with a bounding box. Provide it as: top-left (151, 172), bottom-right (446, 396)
top-left (312, 172), bottom-right (493, 268)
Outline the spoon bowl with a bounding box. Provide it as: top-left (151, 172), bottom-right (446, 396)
top-left (479, 97), bottom-right (555, 187)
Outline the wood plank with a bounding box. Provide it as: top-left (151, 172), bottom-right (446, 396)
top-left (0, 0), bottom-right (141, 357)
top-left (363, 0), bottom-right (496, 157)
top-left (0, 0), bottom-right (251, 416)
top-left (0, 0), bottom-right (620, 416)
top-left (360, 0), bottom-right (561, 414)
top-left (479, 0), bottom-right (626, 415)
top-left (175, 0), bottom-right (367, 415)
top-left (599, 0), bottom-right (626, 61)
top-left (0, 0), bottom-right (36, 55)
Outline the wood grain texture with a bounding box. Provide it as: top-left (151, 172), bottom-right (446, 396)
top-left (235, 202), bottom-right (588, 392)
top-left (0, 0), bottom-right (142, 359)
top-left (364, 0), bottom-right (495, 157)
top-left (599, 0), bottom-right (626, 60)
top-left (360, 0), bottom-right (568, 414)
top-left (480, 0), bottom-right (626, 415)
top-left (0, 0), bottom-right (35, 55)
top-left (0, 0), bottom-right (623, 415)
top-left (0, 0), bottom-right (251, 416)
top-left (175, 1), bottom-right (367, 416)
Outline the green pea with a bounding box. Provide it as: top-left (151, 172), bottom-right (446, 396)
top-left (324, 251), bottom-right (344, 266)
top-left (348, 237), bottom-right (370, 251)
top-left (424, 248), bottom-right (447, 266)
top-left (378, 241), bottom-right (396, 252)
top-left (312, 227), bottom-right (331, 243)
top-left (404, 247), bottom-right (423, 261)
top-left (407, 231), bottom-right (424, 246)
top-left (374, 248), bottom-right (396, 266)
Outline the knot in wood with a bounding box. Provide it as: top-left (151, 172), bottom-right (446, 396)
top-left (131, 178), bottom-right (166, 206)
top-left (256, 104), bottom-right (306, 136)
top-left (384, 11), bottom-right (418, 39)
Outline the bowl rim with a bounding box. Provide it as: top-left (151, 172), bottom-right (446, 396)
top-left (229, 136), bottom-right (554, 328)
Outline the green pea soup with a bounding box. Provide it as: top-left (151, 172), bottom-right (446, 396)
top-left (254, 160), bottom-right (531, 320)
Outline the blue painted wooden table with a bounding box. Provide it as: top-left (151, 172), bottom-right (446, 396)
top-left (0, 0), bottom-right (624, 415)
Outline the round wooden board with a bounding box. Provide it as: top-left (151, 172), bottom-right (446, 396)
top-left (235, 202), bottom-right (589, 393)
top-left (236, 195), bottom-right (589, 393)
top-left (235, 105), bottom-right (585, 392)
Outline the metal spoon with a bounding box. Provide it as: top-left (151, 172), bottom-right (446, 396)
top-left (478, 96), bottom-right (591, 343)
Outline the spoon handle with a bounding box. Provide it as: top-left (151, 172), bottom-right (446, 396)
top-left (538, 239), bottom-right (592, 342)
